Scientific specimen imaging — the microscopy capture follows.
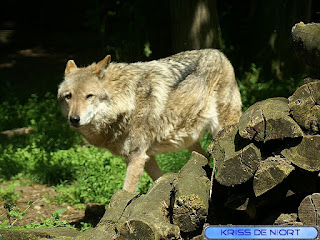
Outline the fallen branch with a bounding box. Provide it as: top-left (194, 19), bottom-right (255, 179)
top-left (1, 127), bottom-right (34, 138)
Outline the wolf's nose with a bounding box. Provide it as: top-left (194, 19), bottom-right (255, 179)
top-left (69, 115), bottom-right (80, 126)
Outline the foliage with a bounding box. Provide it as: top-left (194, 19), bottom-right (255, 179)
top-left (238, 63), bottom-right (302, 110)
top-left (0, 182), bottom-right (20, 204)
top-left (52, 147), bottom-right (128, 205)
top-left (0, 93), bottom-right (82, 152)
top-left (22, 208), bottom-right (75, 229)
top-left (0, 203), bottom-right (75, 230)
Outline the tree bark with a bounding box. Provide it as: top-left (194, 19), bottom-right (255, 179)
top-left (116, 173), bottom-right (180, 240)
top-left (172, 152), bottom-right (210, 233)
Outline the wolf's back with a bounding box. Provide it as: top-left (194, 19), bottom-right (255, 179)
top-left (161, 48), bottom-right (241, 128)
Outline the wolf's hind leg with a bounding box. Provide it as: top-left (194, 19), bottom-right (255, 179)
top-left (188, 142), bottom-right (207, 157)
top-left (144, 155), bottom-right (163, 181)
top-left (123, 154), bottom-right (148, 192)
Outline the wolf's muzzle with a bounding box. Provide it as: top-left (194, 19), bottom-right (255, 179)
top-left (69, 115), bottom-right (80, 127)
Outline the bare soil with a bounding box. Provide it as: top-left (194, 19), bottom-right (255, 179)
top-left (0, 182), bottom-right (85, 228)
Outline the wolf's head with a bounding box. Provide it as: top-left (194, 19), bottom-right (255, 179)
top-left (57, 55), bottom-right (113, 128)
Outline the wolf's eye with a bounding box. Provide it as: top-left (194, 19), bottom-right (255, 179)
top-left (86, 94), bottom-right (94, 99)
top-left (65, 93), bottom-right (72, 100)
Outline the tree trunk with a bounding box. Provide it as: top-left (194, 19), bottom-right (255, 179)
top-left (170, 0), bottom-right (222, 53)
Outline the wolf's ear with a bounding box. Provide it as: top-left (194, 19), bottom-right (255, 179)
top-left (95, 55), bottom-right (111, 78)
top-left (65, 60), bottom-right (77, 75)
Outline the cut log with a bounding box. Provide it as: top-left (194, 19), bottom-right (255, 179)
top-left (208, 124), bottom-right (261, 186)
top-left (253, 156), bottom-right (295, 197)
top-left (274, 213), bottom-right (303, 225)
top-left (303, 77), bottom-right (320, 85)
top-left (288, 81), bottom-right (320, 132)
top-left (172, 152), bottom-right (210, 232)
top-left (239, 97), bottom-right (303, 142)
top-left (281, 135), bottom-right (320, 171)
top-left (116, 173), bottom-right (181, 240)
top-left (77, 190), bottom-right (139, 240)
top-left (291, 22), bottom-right (320, 73)
top-left (298, 193), bottom-right (320, 225)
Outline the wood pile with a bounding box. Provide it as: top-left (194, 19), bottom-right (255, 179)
top-left (208, 21), bottom-right (320, 226)
top-left (208, 93), bottom-right (320, 225)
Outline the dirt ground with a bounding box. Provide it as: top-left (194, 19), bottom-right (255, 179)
top-left (0, 182), bottom-right (88, 228)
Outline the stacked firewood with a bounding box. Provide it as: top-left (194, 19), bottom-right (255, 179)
top-left (208, 22), bottom-right (320, 226)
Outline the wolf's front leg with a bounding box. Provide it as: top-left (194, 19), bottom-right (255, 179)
top-left (123, 153), bottom-right (148, 192)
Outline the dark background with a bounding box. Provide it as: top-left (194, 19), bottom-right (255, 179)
top-left (0, 0), bottom-right (319, 104)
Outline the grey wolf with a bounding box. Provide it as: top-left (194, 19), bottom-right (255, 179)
top-left (58, 49), bottom-right (242, 192)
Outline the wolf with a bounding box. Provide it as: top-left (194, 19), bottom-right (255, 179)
top-left (58, 49), bottom-right (242, 192)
